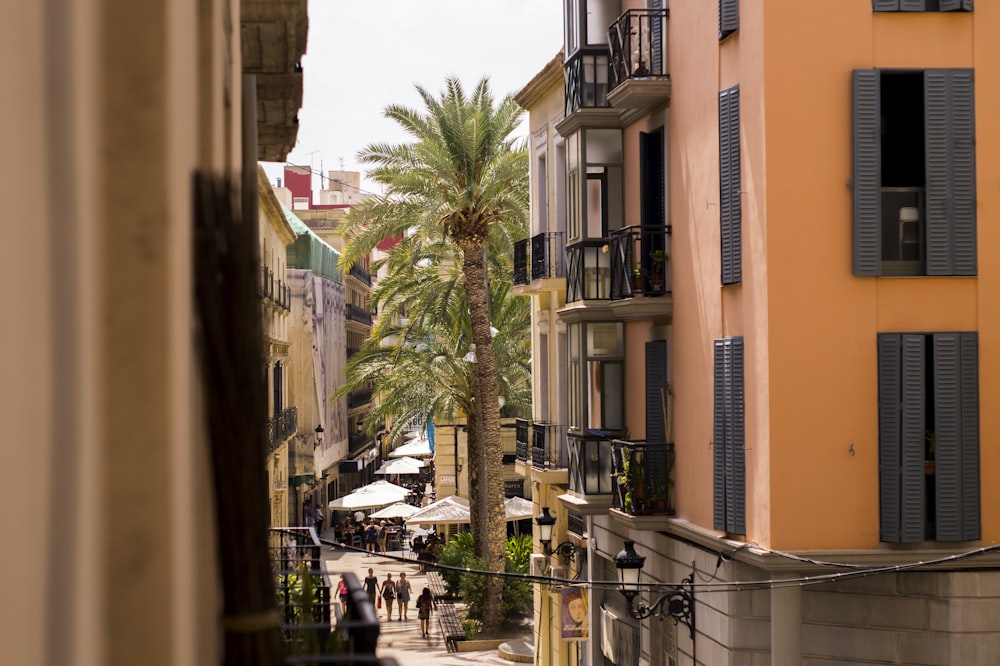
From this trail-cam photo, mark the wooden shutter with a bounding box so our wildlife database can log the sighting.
[730,337,746,534]
[719,0,739,39]
[899,335,926,542]
[873,0,900,10]
[878,334,903,542]
[853,70,881,276]
[720,86,742,285]
[713,341,727,531]
[925,70,977,276]
[939,0,974,10]
[900,0,926,11]
[651,0,664,75]
[933,333,980,541]
[645,340,667,444]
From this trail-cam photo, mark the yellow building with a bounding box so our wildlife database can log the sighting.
[6,1,307,664]
[518,1,999,664]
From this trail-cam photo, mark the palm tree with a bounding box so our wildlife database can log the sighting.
[338,77,528,631]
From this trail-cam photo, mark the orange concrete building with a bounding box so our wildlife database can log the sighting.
[518,1,999,664]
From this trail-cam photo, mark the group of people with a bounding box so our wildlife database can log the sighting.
[332,516,402,555]
[338,569,434,638]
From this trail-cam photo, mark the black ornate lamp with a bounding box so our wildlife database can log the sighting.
[314,424,324,448]
[613,540,696,640]
[534,506,577,562]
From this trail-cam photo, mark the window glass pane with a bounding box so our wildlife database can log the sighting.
[587,322,623,356]
[602,361,624,430]
[586,0,617,45]
[586,129,622,164]
[567,132,580,171]
[569,323,580,359]
[606,166,623,233]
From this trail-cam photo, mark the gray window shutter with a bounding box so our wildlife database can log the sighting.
[853,70,881,276]
[878,334,903,542]
[731,337,746,534]
[720,86,742,285]
[719,0,739,40]
[933,333,980,541]
[925,69,977,276]
[899,335,926,542]
[645,340,667,444]
[940,0,974,10]
[873,0,900,9]
[713,341,727,531]
[900,0,926,10]
[651,0,664,75]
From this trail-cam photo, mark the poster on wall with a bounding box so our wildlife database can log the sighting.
[561,586,589,640]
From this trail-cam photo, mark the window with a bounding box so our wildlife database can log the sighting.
[568,322,624,432]
[719,0,739,40]
[873,0,972,12]
[273,361,283,416]
[878,332,980,543]
[719,85,742,285]
[853,69,976,277]
[713,336,745,534]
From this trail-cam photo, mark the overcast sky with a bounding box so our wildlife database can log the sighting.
[261,0,563,195]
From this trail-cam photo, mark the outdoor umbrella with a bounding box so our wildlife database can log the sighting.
[405,495,536,526]
[388,437,433,458]
[373,456,425,476]
[369,502,420,520]
[327,480,411,510]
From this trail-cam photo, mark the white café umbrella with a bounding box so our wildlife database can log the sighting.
[328,480,411,510]
[373,456,425,476]
[405,495,536,526]
[369,502,420,520]
[389,437,433,458]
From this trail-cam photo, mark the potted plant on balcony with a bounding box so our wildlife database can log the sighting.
[632,266,645,290]
[649,250,667,291]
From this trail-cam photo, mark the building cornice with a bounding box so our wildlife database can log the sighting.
[515,51,564,110]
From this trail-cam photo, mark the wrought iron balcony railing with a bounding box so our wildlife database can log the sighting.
[347,387,372,410]
[269,528,396,665]
[515,418,529,462]
[348,431,369,454]
[532,231,566,281]
[566,239,612,302]
[611,439,675,516]
[262,265,292,311]
[609,8,668,90]
[266,406,299,453]
[609,225,670,299]
[564,47,612,116]
[345,303,373,327]
[531,422,568,470]
[349,262,372,287]
[513,240,529,286]
[567,431,615,496]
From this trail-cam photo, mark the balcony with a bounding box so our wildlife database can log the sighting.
[346,303,373,327]
[566,240,612,303]
[608,225,670,300]
[348,262,372,287]
[269,527,396,665]
[607,8,671,112]
[557,48,623,136]
[266,406,299,454]
[611,439,675,517]
[515,418,529,461]
[513,232,566,292]
[262,265,292,311]
[347,387,372,410]
[565,431,615,503]
[531,422,568,471]
[348,431,370,454]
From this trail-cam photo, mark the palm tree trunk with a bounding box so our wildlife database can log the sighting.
[466,409,485,558]
[461,247,505,633]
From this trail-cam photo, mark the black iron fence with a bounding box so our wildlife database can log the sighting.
[345,304,373,327]
[348,262,372,287]
[566,239,612,302]
[609,225,670,299]
[609,7,669,90]
[611,439,675,516]
[263,265,292,311]
[267,407,299,453]
[567,432,615,496]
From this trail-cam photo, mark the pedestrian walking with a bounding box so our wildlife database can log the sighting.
[377,521,388,553]
[363,567,378,605]
[380,573,396,620]
[395,572,412,620]
[416,587,433,637]
[336,573,349,609]
[365,521,378,556]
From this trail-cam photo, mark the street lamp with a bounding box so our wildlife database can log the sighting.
[613,540,696,640]
[314,424,324,448]
[534,506,577,562]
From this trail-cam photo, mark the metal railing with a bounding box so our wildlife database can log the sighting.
[567,431,615,496]
[262,265,292,311]
[345,304,373,327]
[609,8,668,90]
[269,528,397,664]
[566,239,612,302]
[515,418,529,462]
[347,388,372,410]
[531,422,568,470]
[609,225,670,299]
[531,231,565,281]
[349,262,372,287]
[267,407,299,453]
[348,432,369,454]
[611,439,675,516]
[564,47,612,116]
